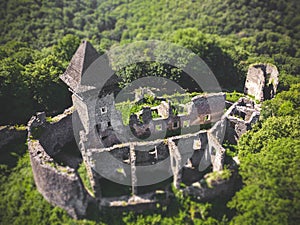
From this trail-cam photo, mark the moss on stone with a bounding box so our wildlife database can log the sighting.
[77,162,94,197]
[205,168,231,188]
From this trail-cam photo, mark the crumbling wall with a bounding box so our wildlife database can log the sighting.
[182,166,240,201]
[224,98,260,144]
[88,130,224,191]
[27,39,268,218]
[134,87,155,102]
[28,111,94,219]
[207,132,225,172]
[29,109,74,157]
[128,93,225,139]
[156,101,170,119]
[190,93,225,124]
[244,63,279,101]
[168,139,182,188]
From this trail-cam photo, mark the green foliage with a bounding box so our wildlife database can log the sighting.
[151,110,160,119]
[238,116,300,156]
[46,116,54,123]
[0,35,80,124]
[115,101,134,125]
[78,162,94,196]
[261,83,300,119]
[0,53,33,123]
[129,95,161,115]
[205,168,232,188]
[13,124,27,131]
[228,110,300,224]
[116,91,200,125]
[0,0,299,124]
[169,28,247,89]
[0,0,299,103]
[223,142,238,157]
[0,150,225,225]
[0,151,112,225]
[225,91,244,103]
[23,54,65,110]
[0,0,300,224]
[122,185,221,225]
[0,137,27,169]
[0,153,75,225]
[53,34,81,66]
[228,138,300,225]
[277,74,300,91]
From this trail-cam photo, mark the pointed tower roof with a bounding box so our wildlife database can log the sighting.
[60,40,100,90]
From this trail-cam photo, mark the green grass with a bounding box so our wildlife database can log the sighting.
[0,137,27,169]
[225,91,244,103]
[77,162,95,197]
[115,91,203,125]
[0,152,80,225]
[205,168,232,188]
[115,101,134,125]
[247,94,260,104]
[13,124,27,131]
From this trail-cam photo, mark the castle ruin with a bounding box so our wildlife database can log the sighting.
[244,63,279,102]
[24,41,275,219]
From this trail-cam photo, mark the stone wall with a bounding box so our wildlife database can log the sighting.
[244,63,279,101]
[74,90,225,150]
[220,97,260,144]
[87,129,225,190]
[23,39,269,219]
[128,93,225,139]
[25,96,253,218]
[182,165,240,201]
[208,132,225,172]
[28,109,74,156]
[27,110,94,219]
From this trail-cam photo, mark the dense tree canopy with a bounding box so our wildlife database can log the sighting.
[229,137,300,225]
[0,0,299,123]
[228,82,300,224]
[0,0,299,224]
[0,35,80,124]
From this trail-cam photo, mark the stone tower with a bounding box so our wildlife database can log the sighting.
[244,63,279,102]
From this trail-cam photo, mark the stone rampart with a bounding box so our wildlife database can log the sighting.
[28,109,94,219]
[30,109,74,156]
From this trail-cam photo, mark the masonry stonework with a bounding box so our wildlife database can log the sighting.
[27,109,94,219]
[244,63,279,101]
[24,41,271,219]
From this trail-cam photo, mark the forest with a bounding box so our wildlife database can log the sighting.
[0,0,299,224]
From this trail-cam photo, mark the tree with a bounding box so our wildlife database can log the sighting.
[53,34,81,66]
[23,54,70,113]
[228,115,300,225]
[261,83,300,119]
[0,57,33,123]
[228,138,300,225]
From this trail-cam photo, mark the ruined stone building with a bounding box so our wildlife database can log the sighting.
[26,41,272,219]
[244,63,279,101]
